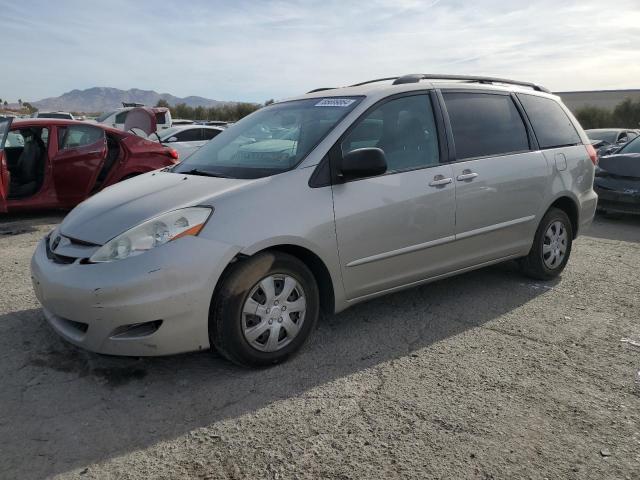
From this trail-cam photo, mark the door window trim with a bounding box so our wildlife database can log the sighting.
[436,88,538,163]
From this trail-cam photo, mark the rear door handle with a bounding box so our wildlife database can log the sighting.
[456,170,478,181]
[429,175,453,187]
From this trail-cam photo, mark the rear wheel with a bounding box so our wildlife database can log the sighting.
[209,252,319,367]
[520,208,573,280]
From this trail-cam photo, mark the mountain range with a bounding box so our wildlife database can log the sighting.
[31,87,235,113]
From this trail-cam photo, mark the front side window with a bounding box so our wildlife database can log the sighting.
[341,94,440,171]
[518,94,581,149]
[175,97,362,179]
[59,125,103,150]
[443,92,529,160]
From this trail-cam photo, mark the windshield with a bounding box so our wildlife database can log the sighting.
[585,129,618,143]
[37,113,72,119]
[174,97,362,179]
[618,136,640,154]
[96,111,115,122]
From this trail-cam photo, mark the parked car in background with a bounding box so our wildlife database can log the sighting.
[31,111,75,120]
[171,119,195,126]
[0,109,179,213]
[158,125,224,159]
[585,128,638,156]
[96,104,172,132]
[594,135,640,215]
[30,74,597,367]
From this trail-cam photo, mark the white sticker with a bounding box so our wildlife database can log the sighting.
[314,98,356,107]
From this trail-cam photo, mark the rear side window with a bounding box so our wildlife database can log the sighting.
[442,92,529,160]
[174,128,201,142]
[341,94,440,171]
[59,125,103,150]
[518,94,581,149]
[115,111,128,124]
[202,128,221,140]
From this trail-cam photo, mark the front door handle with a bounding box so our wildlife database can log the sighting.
[429,175,453,187]
[456,170,478,181]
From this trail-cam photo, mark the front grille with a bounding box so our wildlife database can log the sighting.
[45,235,77,264]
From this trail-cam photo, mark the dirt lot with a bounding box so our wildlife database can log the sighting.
[0,213,639,480]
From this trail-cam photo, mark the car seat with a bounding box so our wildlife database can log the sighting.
[9,130,44,197]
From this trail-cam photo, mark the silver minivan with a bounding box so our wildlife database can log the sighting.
[31,74,598,366]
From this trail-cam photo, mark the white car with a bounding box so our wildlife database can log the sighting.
[97,106,172,132]
[158,125,224,159]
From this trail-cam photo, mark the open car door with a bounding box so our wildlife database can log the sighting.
[52,124,108,205]
[124,107,158,139]
[0,117,13,212]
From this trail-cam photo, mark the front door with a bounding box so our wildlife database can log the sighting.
[52,124,107,205]
[0,117,13,212]
[331,93,457,300]
[440,91,549,266]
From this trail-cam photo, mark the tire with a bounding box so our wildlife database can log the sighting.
[209,252,319,367]
[520,208,573,281]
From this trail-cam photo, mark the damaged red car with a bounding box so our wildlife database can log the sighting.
[0,108,179,213]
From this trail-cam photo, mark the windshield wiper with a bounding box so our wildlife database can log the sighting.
[182,168,231,178]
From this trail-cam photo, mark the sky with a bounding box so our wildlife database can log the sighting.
[2,0,640,103]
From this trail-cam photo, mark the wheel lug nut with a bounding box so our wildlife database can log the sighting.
[268,319,273,325]
[274,300,279,305]
[278,317,283,323]
[281,306,286,311]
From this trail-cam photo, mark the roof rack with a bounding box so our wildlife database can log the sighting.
[306,87,337,94]
[348,74,550,93]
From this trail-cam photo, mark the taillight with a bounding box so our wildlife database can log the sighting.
[167,148,179,161]
[586,144,598,166]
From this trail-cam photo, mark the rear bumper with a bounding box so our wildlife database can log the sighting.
[594,185,640,215]
[30,235,239,356]
[577,188,598,234]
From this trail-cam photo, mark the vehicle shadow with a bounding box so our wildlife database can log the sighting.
[584,214,640,243]
[0,212,64,235]
[0,262,554,479]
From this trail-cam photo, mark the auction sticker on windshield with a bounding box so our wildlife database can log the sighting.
[315,98,356,107]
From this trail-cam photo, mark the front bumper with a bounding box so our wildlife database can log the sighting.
[30,235,239,356]
[594,184,640,215]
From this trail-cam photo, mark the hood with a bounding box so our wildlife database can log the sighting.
[598,153,640,178]
[123,107,157,136]
[60,170,253,244]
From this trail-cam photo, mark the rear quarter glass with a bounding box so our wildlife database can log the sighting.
[517,94,581,149]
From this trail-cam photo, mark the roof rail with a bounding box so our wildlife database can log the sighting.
[348,74,550,93]
[306,87,337,94]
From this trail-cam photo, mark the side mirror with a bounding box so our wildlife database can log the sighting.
[339,147,387,180]
[167,136,178,143]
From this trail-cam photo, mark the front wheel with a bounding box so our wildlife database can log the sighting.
[209,252,319,367]
[520,208,573,280]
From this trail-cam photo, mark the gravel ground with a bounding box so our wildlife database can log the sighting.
[0,213,639,480]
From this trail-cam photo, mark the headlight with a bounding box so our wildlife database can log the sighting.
[89,207,212,263]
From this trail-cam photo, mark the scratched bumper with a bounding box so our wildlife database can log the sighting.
[30,235,238,356]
